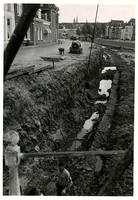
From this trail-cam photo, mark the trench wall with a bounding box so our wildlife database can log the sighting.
[3,49,104,152]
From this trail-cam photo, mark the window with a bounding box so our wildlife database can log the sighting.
[7,18,11,39]
[131,22,134,26]
[7,19,10,26]
[125,27,128,32]
[4,4,11,11]
[45,13,47,21]
[7,4,11,11]
[17,4,22,16]
[38,26,40,40]
[40,27,43,40]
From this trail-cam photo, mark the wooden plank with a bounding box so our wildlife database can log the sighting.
[19,65,35,73]
[60,56,66,60]
[5,65,35,80]
[21,150,126,159]
[40,56,60,62]
[5,70,29,80]
[30,65,52,74]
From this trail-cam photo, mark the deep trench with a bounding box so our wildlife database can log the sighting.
[3,48,122,195]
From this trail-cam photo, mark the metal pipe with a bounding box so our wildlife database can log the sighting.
[21,150,126,159]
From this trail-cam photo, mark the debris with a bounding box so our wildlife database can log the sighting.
[85,167,92,171]
[35,145,41,152]
[95,156,103,172]
[60,56,66,60]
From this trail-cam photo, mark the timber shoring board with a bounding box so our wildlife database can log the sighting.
[5,65,35,80]
[4,64,54,80]
[40,56,61,62]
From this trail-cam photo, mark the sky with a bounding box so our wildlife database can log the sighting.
[1,0,136,24]
[56,4,136,23]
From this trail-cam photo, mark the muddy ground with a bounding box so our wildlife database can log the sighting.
[3,45,134,196]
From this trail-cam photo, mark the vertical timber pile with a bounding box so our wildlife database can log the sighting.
[5,130,21,195]
[98,142,133,196]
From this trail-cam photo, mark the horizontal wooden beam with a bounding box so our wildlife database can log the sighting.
[20,150,126,159]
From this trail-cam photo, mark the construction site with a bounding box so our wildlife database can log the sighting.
[3,4,134,196]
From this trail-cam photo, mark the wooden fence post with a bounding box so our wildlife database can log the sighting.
[5,130,21,195]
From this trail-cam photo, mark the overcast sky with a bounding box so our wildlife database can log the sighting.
[1,0,136,23]
[56,4,136,23]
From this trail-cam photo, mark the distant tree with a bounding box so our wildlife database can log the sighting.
[81,24,87,35]
[76,27,81,35]
[95,23,106,37]
[65,23,74,29]
[85,22,93,35]
[58,24,64,29]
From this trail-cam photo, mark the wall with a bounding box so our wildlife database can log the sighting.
[124,26,133,40]
[4,4,15,49]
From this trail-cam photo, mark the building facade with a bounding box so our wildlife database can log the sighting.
[105,18,135,41]
[105,20,124,39]
[41,4,59,43]
[4,4,59,48]
[4,4,15,48]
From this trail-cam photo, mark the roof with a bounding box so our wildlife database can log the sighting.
[41,4,59,12]
[110,19,124,23]
[128,18,135,23]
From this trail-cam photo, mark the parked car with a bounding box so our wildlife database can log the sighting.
[70,35,78,40]
[104,36,109,39]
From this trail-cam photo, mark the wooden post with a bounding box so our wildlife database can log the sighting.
[5,130,21,196]
[98,142,133,196]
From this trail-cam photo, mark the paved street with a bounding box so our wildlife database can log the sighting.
[9,38,135,74]
[95,38,135,49]
[10,39,95,72]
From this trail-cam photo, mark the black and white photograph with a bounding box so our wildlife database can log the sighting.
[2,0,137,197]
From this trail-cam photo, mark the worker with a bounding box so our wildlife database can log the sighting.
[56,161,73,196]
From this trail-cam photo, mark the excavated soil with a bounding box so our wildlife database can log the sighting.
[3,46,134,196]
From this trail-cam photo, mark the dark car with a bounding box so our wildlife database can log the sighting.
[70,35,77,40]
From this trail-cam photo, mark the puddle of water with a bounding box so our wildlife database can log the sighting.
[101,66,117,73]
[94,100,107,104]
[70,112,99,151]
[70,140,81,151]
[77,128,88,139]
[98,79,112,97]
[90,112,99,120]
[70,128,88,150]
[83,119,94,131]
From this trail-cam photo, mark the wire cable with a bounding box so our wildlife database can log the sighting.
[80,4,99,116]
